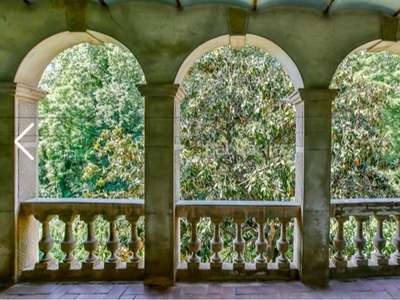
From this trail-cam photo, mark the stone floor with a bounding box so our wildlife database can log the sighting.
[1,278,400,299]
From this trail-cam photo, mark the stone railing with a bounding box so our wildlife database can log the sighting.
[19,198,144,281]
[330,198,400,278]
[176,200,301,281]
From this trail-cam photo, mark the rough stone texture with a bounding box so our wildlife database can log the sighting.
[18,215,38,276]
[1,0,400,285]
[138,85,184,286]
[290,89,338,286]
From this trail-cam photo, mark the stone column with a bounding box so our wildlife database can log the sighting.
[290,89,337,285]
[15,83,47,277]
[137,84,184,286]
[0,82,17,282]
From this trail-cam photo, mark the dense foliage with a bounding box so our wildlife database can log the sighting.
[38,43,400,263]
[180,46,295,201]
[39,43,145,198]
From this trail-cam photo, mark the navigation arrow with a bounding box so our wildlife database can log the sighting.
[14,123,34,161]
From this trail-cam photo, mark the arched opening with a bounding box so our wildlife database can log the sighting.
[177,37,301,266]
[330,49,400,199]
[329,46,400,267]
[15,31,146,274]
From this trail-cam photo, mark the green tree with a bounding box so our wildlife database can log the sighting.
[180,45,295,201]
[330,51,400,198]
[38,43,145,198]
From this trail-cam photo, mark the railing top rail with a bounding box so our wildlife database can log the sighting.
[20,198,145,217]
[176,200,300,219]
[331,198,400,217]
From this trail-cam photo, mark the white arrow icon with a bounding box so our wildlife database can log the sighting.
[14,123,34,161]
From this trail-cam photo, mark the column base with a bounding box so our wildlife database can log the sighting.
[210,262,222,270]
[233,262,245,270]
[390,253,400,265]
[371,253,388,265]
[35,259,56,270]
[255,262,268,270]
[127,260,142,269]
[82,258,100,270]
[352,256,368,267]
[331,257,348,268]
[188,261,200,270]
[104,258,121,269]
[59,259,78,270]
[278,261,290,270]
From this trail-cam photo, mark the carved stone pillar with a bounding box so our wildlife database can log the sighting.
[187,217,200,270]
[277,217,290,270]
[104,214,121,269]
[13,83,47,279]
[210,217,223,270]
[81,214,100,269]
[0,82,17,282]
[34,214,56,270]
[372,215,389,265]
[332,216,349,268]
[255,217,268,270]
[290,89,337,285]
[127,215,142,269]
[59,214,78,270]
[233,217,245,270]
[137,84,184,285]
[391,215,400,264]
[352,215,368,266]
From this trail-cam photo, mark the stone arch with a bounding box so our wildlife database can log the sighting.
[329,39,400,199]
[174,34,304,90]
[14,30,144,88]
[14,30,145,275]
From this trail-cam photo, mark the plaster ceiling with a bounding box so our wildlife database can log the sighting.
[88,0,400,15]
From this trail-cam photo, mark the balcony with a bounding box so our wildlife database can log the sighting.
[17,198,400,284]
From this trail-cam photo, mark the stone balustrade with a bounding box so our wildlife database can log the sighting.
[175,200,300,281]
[19,198,400,282]
[330,198,400,278]
[19,198,144,281]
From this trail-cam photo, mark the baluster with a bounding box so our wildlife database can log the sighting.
[81,214,100,270]
[372,215,389,265]
[34,215,56,270]
[127,215,142,269]
[255,217,268,270]
[352,215,368,266]
[104,214,121,269]
[210,217,223,270]
[332,216,349,268]
[277,217,290,269]
[391,215,400,264]
[187,216,200,270]
[59,214,78,270]
[233,217,245,270]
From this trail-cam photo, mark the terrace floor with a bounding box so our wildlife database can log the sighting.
[1,278,400,299]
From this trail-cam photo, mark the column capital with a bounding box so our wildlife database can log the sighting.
[289,89,338,106]
[15,83,47,103]
[136,84,185,102]
[0,82,16,96]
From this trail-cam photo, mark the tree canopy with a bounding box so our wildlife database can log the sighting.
[38,43,400,200]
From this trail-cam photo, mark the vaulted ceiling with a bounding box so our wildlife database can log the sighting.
[85,0,400,15]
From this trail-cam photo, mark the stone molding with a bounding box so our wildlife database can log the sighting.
[137,84,185,101]
[66,0,87,32]
[15,83,47,103]
[0,82,16,97]
[289,88,338,105]
[227,7,248,35]
[382,14,399,41]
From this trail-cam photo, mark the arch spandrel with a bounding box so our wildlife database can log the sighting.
[247,7,385,88]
